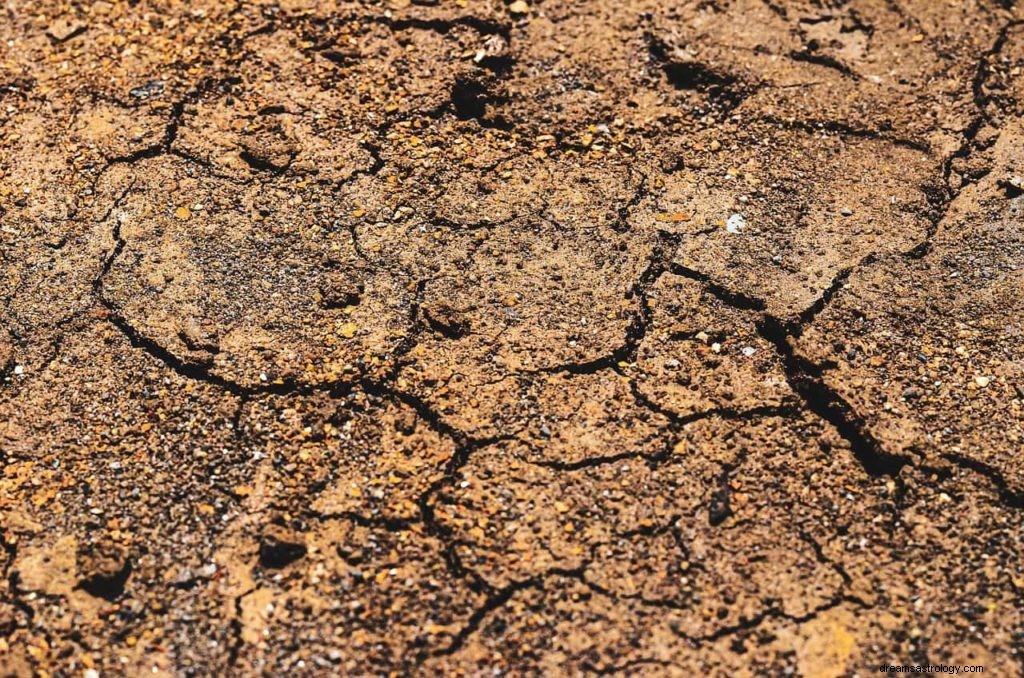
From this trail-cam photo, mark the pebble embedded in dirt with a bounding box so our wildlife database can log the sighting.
[508,1,531,16]
[725,213,746,233]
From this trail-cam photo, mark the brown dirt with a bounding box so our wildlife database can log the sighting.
[2,1,1023,676]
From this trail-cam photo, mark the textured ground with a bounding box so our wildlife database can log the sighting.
[2,0,1024,676]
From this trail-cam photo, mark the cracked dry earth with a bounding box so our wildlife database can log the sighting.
[2,1,1024,677]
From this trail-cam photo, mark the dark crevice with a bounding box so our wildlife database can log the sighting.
[238,148,294,174]
[999,177,1024,199]
[424,306,470,340]
[435,566,585,656]
[450,77,491,120]
[320,49,358,67]
[760,0,788,17]
[757,114,930,153]
[937,454,1024,509]
[788,50,861,80]
[355,138,385,178]
[1,535,38,637]
[102,97,187,169]
[531,231,681,377]
[615,169,651,233]
[905,180,951,259]
[798,530,854,588]
[646,33,757,112]
[667,263,767,311]
[530,403,799,472]
[654,244,912,479]
[757,316,910,477]
[913,18,1024,259]
[687,593,869,643]
[449,77,511,129]
[797,256,872,326]
[105,143,166,166]
[583,575,870,645]
[226,588,253,671]
[76,560,132,601]
[435,579,530,656]
[378,15,511,39]
[101,310,245,397]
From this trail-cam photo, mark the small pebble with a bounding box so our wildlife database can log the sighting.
[508,0,530,14]
[725,213,746,234]
[840,206,853,216]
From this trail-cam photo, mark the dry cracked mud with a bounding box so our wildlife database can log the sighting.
[1,1,1023,676]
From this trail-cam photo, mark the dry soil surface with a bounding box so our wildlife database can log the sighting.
[2,0,1024,676]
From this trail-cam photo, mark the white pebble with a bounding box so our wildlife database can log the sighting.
[725,213,746,234]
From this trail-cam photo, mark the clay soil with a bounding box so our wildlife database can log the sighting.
[2,0,1024,676]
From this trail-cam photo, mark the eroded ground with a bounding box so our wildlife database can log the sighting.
[2,0,1023,676]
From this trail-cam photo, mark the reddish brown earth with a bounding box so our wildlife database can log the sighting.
[2,1,1024,676]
